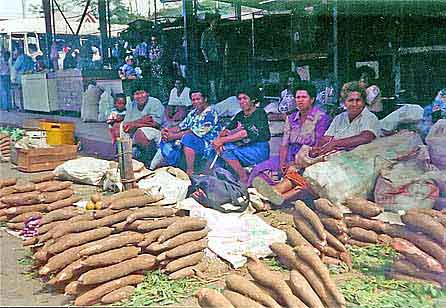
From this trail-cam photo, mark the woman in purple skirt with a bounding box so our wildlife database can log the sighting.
[248,82,330,186]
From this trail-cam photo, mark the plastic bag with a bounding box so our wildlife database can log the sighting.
[380,104,424,133]
[426,119,446,170]
[81,85,102,122]
[98,88,114,122]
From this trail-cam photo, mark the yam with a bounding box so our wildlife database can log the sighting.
[293,211,326,247]
[41,189,74,203]
[314,198,343,219]
[410,209,446,227]
[74,274,144,306]
[286,227,312,248]
[39,181,72,192]
[102,188,149,206]
[1,191,42,206]
[222,290,264,308]
[34,239,54,263]
[137,217,180,232]
[65,281,98,296]
[54,259,85,283]
[246,254,306,308]
[81,246,141,267]
[320,245,340,258]
[340,252,353,269]
[168,263,205,280]
[126,207,177,225]
[159,228,209,251]
[387,271,442,289]
[0,178,17,189]
[270,243,300,270]
[79,232,144,256]
[294,246,345,307]
[23,237,38,246]
[46,195,82,211]
[112,220,142,233]
[29,173,56,184]
[52,210,131,238]
[9,211,42,223]
[164,251,204,273]
[349,227,378,243]
[5,204,48,215]
[225,274,281,308]
[78,254,156,285]
[6,222,25,230]
[138,229,164,248]
[383,224,446,268]
[39,207,80,225]
[0,215,7,222]
[392,258,446,287]
[322,256,342,265]
[40,237,110,275]
[336,233,349,244]
[158,239,207,262]
[345,197,383,218]
[289,270,324,308]
[377,234,393,245]
[391,238,444,273]
[401,212,446,246]
[101,285,135,304]
[294,201,326,242]
[196,288,235,308]
[346,238,372,247]
[38,220,65,236]
[48,227,113,254]
[325,232,347,253]
[110,193,164,210]
[320,218,348,236]
[158,218,206,243]
[344,215,386,233]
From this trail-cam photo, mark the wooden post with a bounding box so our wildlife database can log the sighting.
[117,137,136,190]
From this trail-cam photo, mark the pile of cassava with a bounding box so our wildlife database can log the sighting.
[0,173,77,228]
[285,200,352,268]
[343,197,392,246]
[0,133,11,161]
[1,176,209,305]
[197,252,345,308]
[382,208,446,288]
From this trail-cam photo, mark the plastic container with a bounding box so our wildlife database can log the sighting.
[39,120,75,145]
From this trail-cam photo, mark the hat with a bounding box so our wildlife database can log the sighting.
[125,55,134,61]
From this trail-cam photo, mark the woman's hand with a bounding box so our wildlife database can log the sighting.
[212,138,224,153]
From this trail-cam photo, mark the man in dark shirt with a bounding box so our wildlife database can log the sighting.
[212,87,270,184]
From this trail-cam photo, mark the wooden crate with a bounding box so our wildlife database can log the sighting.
[14,144,78,172]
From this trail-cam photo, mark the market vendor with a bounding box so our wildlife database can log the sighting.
[212,87,271,185]
[121,81,164,167]
[253,81,379,208]
[248,82,330,186]
[160,89,220,176]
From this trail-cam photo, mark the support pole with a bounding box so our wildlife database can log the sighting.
[117,138,136,191]
[332,0,338,98]
[183,0,196,87]
[42,0,53,68]
[76,0,91,36]
[98,0,109,65]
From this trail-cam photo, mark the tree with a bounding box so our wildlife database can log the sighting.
[29,0,143,25]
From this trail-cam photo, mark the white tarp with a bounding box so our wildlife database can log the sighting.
[178,198,287,268]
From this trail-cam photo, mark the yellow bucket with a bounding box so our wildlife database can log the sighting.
[39,120,75,145]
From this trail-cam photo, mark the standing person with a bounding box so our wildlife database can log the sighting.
[50,41,59,71]
[165,77,192,125]
[173,36,187,78]
[148,34,167,102]
[0,50,11,111]
[200,17,220,104]
[121,81,165,167]
[248,82,330,186]
[12,47,33,110]
[160,89,220,176]
[278,74,301,114]
[212,87,271,185]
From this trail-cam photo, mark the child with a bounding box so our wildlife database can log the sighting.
[107,93,127,145]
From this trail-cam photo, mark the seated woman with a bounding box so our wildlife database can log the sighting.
[254,81,380,208]
[160,89,219,176]
[420,88,446,137]
[248,82,330,186]
[165,77,192,125]
[212,87,271,185]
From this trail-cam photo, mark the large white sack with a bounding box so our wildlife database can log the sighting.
[303,130,423,205]
[379,104,424,133]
